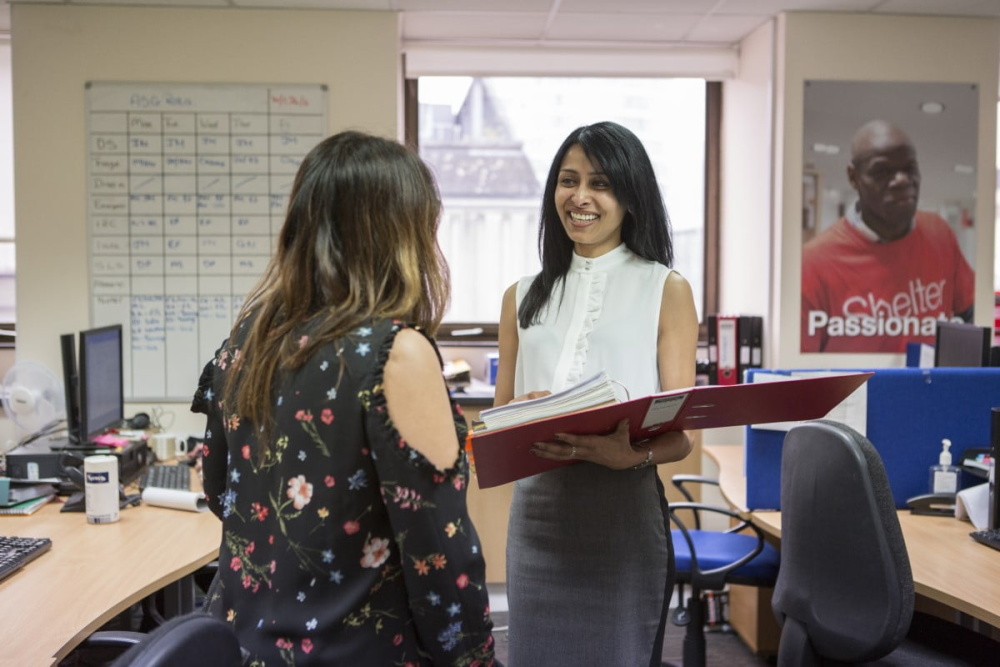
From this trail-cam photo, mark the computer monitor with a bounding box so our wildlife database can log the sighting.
[933,321,991,368]
[77,324,124,443]
[60,332,83,444]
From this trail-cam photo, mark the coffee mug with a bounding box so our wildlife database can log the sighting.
[152,433,176,461]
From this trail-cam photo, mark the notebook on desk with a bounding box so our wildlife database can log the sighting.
[0,478,59,507]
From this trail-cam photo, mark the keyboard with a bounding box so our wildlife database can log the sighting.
[969,529,1000,552]
[0,536,52,583]
[139,464,191,491]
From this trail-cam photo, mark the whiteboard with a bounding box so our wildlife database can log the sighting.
[86,82,328,401]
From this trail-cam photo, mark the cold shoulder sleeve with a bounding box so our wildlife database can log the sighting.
[363,322,496,666]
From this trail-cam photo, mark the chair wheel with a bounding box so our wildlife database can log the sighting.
[672,606,691,626]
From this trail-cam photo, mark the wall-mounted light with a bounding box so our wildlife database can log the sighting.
[953,164,974,174]
[812,142,840,155]
[920,101,945,114]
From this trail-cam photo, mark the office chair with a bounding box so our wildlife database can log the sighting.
[107,612,242,667]
[772,419,913,665]
[666,474,780,667]
[72,565,229,664]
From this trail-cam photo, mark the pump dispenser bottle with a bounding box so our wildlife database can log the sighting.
[929,438,960,496]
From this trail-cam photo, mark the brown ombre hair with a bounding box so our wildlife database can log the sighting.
[225,130,449,442]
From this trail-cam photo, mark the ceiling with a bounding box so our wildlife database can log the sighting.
[3,0,1000,45]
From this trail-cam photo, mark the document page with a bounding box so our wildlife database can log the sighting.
[749,371,868,434]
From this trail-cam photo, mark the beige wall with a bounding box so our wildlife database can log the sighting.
[10,5,399,437]
[772,12,1000,370]
[719,19,776,345]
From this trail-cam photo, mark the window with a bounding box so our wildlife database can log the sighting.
[411,77,710,329]
[0,35,14,334]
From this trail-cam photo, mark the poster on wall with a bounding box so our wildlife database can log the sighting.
[800,80,978,354]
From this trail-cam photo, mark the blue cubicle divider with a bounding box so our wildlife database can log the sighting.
[744,368,1000,510]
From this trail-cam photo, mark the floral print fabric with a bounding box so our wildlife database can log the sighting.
[197,317,496,666]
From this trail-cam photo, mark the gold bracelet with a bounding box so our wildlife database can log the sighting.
[632,443,653,470]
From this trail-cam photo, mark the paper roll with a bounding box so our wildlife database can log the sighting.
[142,487,209,513]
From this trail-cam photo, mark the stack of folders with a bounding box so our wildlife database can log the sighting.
[706,314,764,385]
[0,480,58,516]
[474,372,620,432]
[0,495,55,516]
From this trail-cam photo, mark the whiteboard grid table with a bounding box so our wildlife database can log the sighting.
[86,82,327,401]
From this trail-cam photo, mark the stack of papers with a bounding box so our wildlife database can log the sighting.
[475,372,620,431]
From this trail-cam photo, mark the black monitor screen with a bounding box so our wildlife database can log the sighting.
[60,332,82,444]
[78,324,124,441]
[933,321,990,368]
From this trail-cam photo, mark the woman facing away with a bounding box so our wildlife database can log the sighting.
[192,130,497,666]
[494,121,699,666]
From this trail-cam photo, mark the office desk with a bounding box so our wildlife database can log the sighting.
[0,496,221,666]
[705,444,1000,631]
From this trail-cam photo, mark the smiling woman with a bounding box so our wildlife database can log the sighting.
[413,76,707,325]
[490,120,699,665]
[555,144,627,257]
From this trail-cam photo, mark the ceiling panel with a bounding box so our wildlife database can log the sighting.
[5,0,1000,46]
[712,0,881,14]
[403,12,550,42]
[686,14,775,43]
[233,0,393,8]
[545,12,701,43]
[875,0,1000,17]
[396,0,554,11]
[558,0,719,14]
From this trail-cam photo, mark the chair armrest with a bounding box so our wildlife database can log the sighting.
[671,475,722,529]
[669,501,769,590]
[77,630,145,648]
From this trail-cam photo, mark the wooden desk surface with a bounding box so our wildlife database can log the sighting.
[0,493,221,665]
[704,444,1000,630]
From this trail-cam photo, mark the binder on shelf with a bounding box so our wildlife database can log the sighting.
[706,314,718,385]
[716,315,739,385]
[738,315,754,381]
[750,315,764,369]
[469,371,872,489]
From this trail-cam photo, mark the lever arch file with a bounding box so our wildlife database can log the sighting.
[470,371,872,488]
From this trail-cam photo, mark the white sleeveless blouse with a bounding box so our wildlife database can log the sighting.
[514,243,671,399]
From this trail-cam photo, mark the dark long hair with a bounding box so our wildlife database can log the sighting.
[518,121,673,328]
[225,130,449,448]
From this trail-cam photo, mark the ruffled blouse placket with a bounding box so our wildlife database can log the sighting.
[549,245,629,391]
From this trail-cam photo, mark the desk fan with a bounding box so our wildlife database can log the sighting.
[1,361,66,444]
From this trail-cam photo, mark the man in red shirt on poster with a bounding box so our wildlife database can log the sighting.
[801,119,975,353]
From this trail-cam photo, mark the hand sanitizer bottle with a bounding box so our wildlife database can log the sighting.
[929,438,960,496]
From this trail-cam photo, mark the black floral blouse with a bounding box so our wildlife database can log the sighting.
[196,316,496,666]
